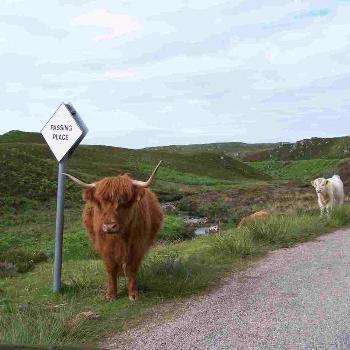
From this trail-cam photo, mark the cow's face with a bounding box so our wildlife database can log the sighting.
[64,161,162,234]
[311,178,329,194]
[84,175,145,234]
[99,200,120,234]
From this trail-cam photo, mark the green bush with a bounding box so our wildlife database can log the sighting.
[0,249,49,274]
[178,197,233,222]
[0,262,17,278]
[159,215,191,242]
[197,199,232,222]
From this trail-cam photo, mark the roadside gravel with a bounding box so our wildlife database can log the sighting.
[105,228,350,349]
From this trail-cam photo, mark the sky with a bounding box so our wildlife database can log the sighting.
[1,0,350,148]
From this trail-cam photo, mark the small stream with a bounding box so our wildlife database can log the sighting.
[194,227,210,236]
[193,224,219,236]
[161,202,219,237]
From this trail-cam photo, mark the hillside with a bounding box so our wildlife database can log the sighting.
[0,131,268,211]
[146,141,277,158]
[244,136,350,161]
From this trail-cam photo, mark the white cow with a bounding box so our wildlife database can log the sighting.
[311,175,344,216]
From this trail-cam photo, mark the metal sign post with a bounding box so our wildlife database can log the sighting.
[41,103,88,293]
[53,158,67,292]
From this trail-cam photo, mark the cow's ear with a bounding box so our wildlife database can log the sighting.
[133,186,146,202]
[325,179,329,185]
[83,187,96,202]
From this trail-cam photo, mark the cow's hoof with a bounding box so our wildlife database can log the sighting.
[128,291,138,301]
[105,293,117,301]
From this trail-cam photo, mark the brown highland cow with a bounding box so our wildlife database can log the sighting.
[64,161,163,301]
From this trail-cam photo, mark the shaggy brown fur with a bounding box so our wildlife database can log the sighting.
[82,174,163,300]
[237,210,272,228]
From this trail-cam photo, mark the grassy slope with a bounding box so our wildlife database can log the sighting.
[0,131,267,205]
[249,159,341,181]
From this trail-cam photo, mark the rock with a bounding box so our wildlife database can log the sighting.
[161,202,177,214]
[18,304,29,312]
[184,217,209,226]
[208,225,219,233]
[69,311,101,328]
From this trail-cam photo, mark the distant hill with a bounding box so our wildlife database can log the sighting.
[244,136,350,161]
[146,142,278,158]
[0,130,44,144]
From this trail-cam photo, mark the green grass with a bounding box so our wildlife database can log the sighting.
[249,159,340,180]
[2,206,350,347]
[0,205,84,275]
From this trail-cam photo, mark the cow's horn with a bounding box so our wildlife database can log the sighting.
[62,173,95,189]
[132,160,162,188]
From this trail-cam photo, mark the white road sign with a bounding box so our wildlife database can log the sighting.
[41,103,88,162]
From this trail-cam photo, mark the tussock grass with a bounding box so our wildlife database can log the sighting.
[246,215,322,246]
[209,228,256,257]
[330,206,350,226]
[138,250,209,297]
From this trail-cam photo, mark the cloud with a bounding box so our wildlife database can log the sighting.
[0,15,68,38]
[295,8,330,19]
[72,9,142,40]
[105,69,137,79]
[1,0,350,146]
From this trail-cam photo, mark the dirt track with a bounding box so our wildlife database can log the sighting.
[105,228,350,350]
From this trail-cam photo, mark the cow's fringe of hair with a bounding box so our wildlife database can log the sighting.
[95,175,134,203]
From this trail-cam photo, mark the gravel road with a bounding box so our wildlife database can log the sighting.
[105,229,350,350]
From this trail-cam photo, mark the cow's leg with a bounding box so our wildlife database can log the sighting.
[328,193,335,214]
[126,255,142,301]
[127,270,138,301]
[104,258,118,300]
[319,204,325,217]
[318,196,324,217]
